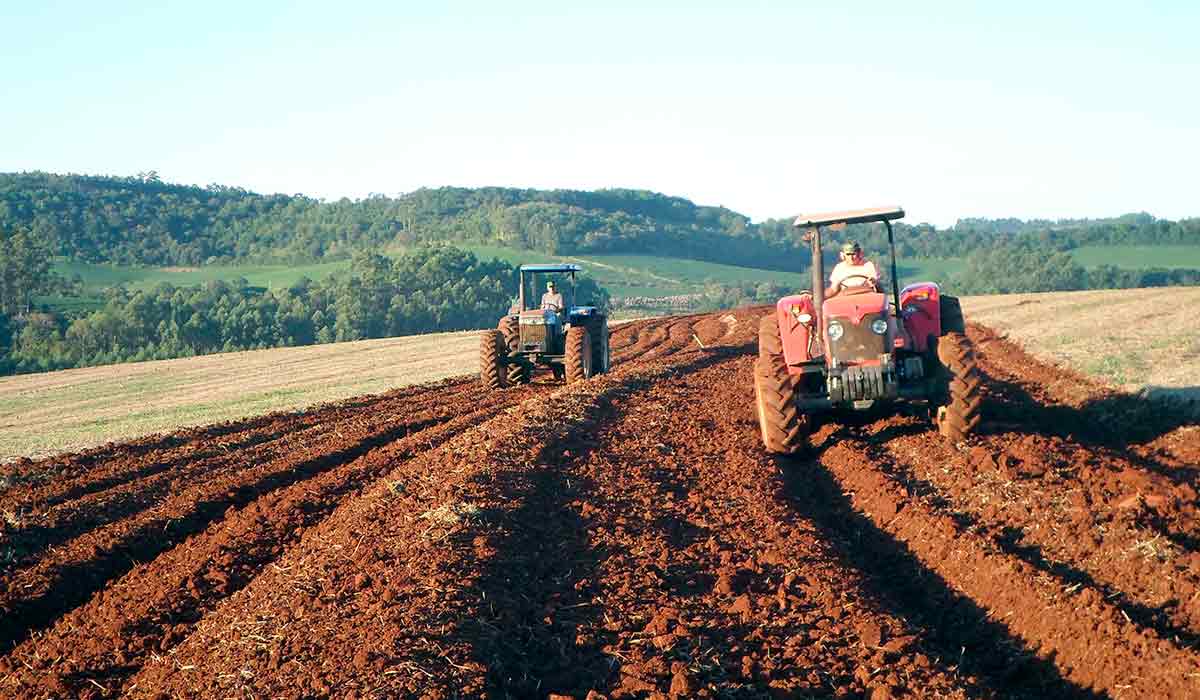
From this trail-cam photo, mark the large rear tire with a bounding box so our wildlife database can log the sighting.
[588,317,610,374]
[479,329,506,390]
[564,326,593,384]
[755,315,807,453]
[934,331,982,441]
[758,313,784,361]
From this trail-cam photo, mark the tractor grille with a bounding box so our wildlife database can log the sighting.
[828,360,898,402]
[829,312,886,364]
[520,324,547,352]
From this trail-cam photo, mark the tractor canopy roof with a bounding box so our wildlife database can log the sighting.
[520,263,582,273]
[792,206,905,228]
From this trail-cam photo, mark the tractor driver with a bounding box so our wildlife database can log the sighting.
[829,240,882,292]
[541,279,565,313]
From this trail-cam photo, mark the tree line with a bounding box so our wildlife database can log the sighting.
[0,172,801,271]
[5,172,1196,277]
[949,244,1200,295]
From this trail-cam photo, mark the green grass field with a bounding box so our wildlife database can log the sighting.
[1069,245,1200,269]
[54,259,351,294]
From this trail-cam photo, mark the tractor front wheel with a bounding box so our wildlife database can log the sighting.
[934,331,982,441]
[498,316,529,384]
[479,330,506,390]
[564,326,593,384]
[508,362,531,385]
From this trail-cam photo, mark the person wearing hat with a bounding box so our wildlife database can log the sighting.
[541,279,565,312]
[829,240,881,292]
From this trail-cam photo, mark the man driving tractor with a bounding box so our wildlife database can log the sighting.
[541,280,565,312]
[829,240,882,292]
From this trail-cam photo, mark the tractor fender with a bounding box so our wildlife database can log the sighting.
[773,294,818,366]
[899,282,940,353]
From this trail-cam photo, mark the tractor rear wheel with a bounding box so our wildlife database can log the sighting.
[940,294,965,334]
[758,313,784,361]
[564,326,593,384]
[755,315,807,453]
[499,316,519,349]
[498,316,529,384]
[479,330,506,390]
[934,331,982,441]
[588,318,610,374]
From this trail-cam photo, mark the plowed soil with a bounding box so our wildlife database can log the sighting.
[1,309,1197,699]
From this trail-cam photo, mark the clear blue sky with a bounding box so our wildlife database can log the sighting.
[2,1,1196,226]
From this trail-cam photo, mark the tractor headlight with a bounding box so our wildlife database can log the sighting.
[797,312,813,324]
[871,319,888,335]
[827,321,844,341]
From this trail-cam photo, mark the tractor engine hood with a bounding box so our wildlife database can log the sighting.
[519,309,560,353]
[822,291,889,365]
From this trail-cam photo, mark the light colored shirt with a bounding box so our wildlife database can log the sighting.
[541,291,565,310]
[830,260,880,289]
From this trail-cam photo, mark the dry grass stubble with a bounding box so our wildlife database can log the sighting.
[962,287,1200,410]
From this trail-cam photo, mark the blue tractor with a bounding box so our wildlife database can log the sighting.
[480,263,610,388]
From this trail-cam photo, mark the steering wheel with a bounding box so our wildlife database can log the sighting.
[828,274,876,298]
[541,302,561,312]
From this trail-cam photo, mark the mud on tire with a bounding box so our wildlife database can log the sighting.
[479,329,506,390]
[564,326,593,384]
[934,331,982,441]
[755,315,807,453]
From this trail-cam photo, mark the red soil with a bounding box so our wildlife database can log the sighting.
[0,309,1197,698]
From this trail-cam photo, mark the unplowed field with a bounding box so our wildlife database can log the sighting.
[1,309,1198,699]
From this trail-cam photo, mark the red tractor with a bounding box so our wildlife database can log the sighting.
[754,207,981,453]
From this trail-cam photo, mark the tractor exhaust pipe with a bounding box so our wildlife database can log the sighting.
[884,220,901,313]
[809,224,824,333]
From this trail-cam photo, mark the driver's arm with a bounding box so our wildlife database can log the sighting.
[867,262,883,289]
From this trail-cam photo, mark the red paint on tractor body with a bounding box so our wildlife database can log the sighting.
[899,282,941,353]
[822,291,887,326]
[775,282,944,370]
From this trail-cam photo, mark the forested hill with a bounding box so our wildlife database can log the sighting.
[0,172,796,271]
[8,172,1196,275]
[4,171,1197,287]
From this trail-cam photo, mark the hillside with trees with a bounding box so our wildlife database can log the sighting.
[1,171,1198,376]
[4,171,1197,275]
[0,172,801,271]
